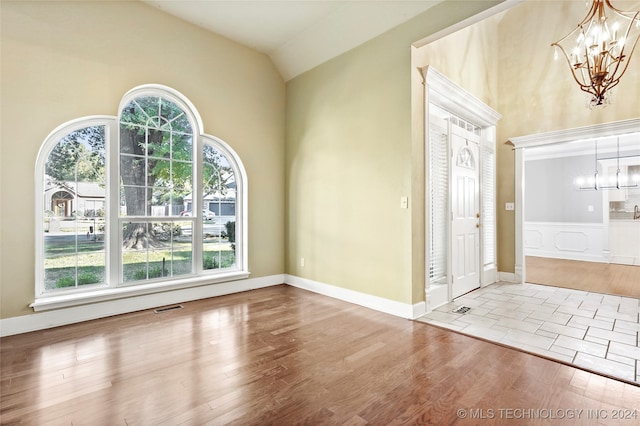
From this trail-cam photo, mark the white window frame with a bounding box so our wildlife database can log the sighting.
[32,85,249,311]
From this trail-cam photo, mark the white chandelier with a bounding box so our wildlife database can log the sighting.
[551,0,640,107]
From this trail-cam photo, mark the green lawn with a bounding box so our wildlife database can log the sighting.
[44,236,235,289]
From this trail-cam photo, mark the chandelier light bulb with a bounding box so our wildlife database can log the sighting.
[612,21,620,37]
[619,173,628,184]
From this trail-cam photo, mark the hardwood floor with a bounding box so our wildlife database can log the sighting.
[2,285,639,425]
[526,256,640,298]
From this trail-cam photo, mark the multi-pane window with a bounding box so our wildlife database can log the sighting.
[36,85,247,299]
[202,141,237,270]
[119,96,195,283]
[43,125,107,290]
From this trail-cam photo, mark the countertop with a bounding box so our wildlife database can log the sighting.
[610,211,639,220]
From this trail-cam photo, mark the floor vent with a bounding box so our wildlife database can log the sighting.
[452,306,471,314]
[153,305,183,313]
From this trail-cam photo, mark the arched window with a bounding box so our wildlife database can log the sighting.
[40,121,108,291]
[34,85,248,308]
[456,146,476,169]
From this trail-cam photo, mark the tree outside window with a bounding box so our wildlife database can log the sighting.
[37,85,246,296]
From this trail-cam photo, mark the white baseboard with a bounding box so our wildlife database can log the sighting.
[499,271,519,283]
[2,272,522,337]
[0,274,284,337]
[285,274,424,319]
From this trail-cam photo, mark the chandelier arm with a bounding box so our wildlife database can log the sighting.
[551,42,593,90]
[576,0,601,28]
[594,9,640,98]
[582,41,605,98]
[605,0,639,16]
[608,10,640,81]
[601,77,621,94]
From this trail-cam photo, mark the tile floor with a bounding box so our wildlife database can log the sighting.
[416,282,640,385]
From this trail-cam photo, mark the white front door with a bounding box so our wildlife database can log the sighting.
[451,131,480,298]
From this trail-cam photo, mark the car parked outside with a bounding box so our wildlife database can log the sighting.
[179,209,215,220]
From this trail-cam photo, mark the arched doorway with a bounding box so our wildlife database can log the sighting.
[51,190,74,217]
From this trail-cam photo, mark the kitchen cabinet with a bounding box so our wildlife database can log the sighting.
[609,219,640,263]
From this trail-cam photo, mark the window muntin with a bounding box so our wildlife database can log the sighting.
[121,220,193,282]
[36,85,247,302]
[43,125,107,291]
[202,141,237,271]
[119,96,193,218]
[456,146,476,169]
[119,95,196,284]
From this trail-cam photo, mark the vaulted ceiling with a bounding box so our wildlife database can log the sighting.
[142,0,442,80]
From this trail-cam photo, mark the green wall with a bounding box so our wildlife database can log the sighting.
[285,0,640,305]
[285,1,505,305]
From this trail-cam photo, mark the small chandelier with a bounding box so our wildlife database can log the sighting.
[551,0,640,107]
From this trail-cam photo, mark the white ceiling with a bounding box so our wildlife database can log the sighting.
[142,0,442,80]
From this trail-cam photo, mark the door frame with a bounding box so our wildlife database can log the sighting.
[421,66,501,312]
[508,118,640,283]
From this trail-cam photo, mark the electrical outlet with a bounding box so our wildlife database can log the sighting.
[400,196,408,209]
[300,257,305,267]
[505,202,515,211]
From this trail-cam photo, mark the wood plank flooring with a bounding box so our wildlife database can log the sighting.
[2,285,640,425]
[526,256,640,298]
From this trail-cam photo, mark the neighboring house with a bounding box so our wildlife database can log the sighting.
[183,186,237,227]
[43,176,237,223]
[43,177,105,217]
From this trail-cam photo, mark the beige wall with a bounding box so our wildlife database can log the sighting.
[413,15,501,108]
[285,1,504,305]
[413,0,640,277]
[0,1,285,319]
[496,0,640,272]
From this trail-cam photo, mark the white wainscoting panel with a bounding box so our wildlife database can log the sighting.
[524,222,607,262]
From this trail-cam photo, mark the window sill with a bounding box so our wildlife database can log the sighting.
[30,271,250,312]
